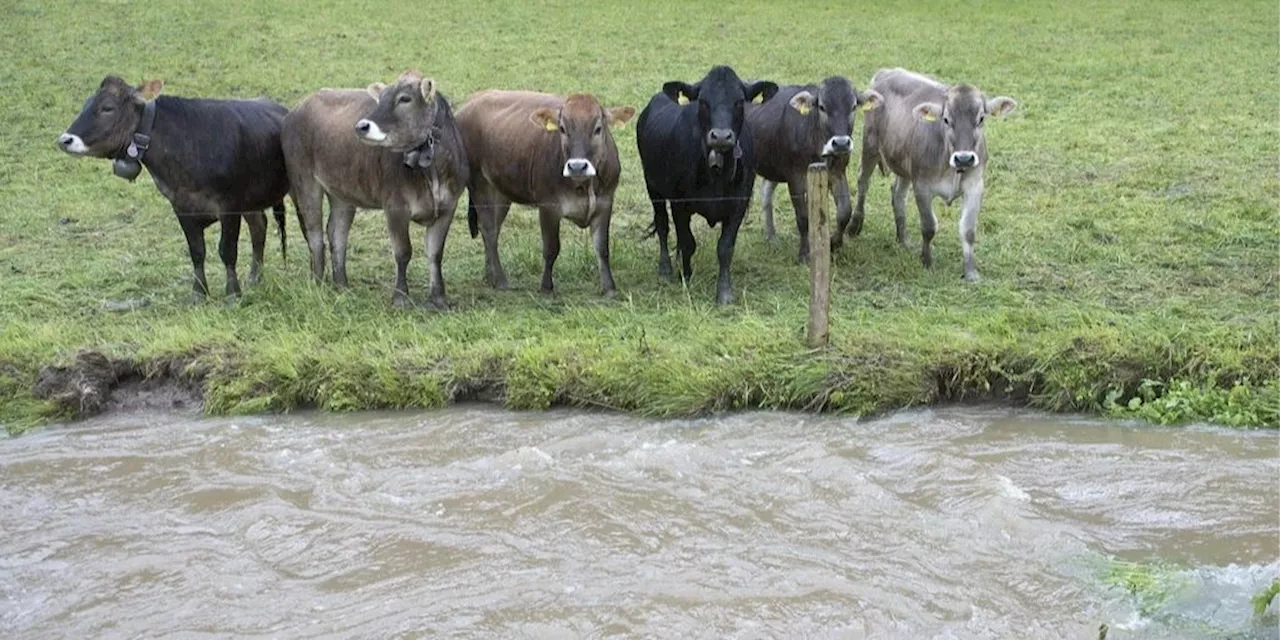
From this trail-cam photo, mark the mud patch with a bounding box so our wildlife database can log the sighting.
[32,351,203,420]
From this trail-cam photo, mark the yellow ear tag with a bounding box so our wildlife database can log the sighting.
[922,113,937,122]
[797,104,810,116]
[544,120,558,132]
[677,93,690,105]
[862,103,876,112]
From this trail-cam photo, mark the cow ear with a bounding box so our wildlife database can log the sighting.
[788,91,815,115]
[367,82,386,100]
[914,102,942,123]
[858,89,883,112]
[530,108,559,132]
[745,81,778,103]
[137,79,164,102]
[420,78,437,102]
[606,105,636,128]
[985,96,1017,118]
[662,81,697,103]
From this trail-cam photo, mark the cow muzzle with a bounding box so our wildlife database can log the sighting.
[950,151,979,171]
[354,119,387,143]
[57,133,88,155]
[706,128,736,151]
[563,158,597,179]
[822,135,853,157]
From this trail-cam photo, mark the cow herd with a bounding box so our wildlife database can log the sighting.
[55,65,1017,307]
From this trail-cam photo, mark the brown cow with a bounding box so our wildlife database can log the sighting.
[282,71,468,308]
[455,90,635,297]
[849,68,1016,281]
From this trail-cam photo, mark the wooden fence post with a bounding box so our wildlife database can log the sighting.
[805,161,831,348]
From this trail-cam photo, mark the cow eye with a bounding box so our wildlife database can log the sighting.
[100,105,115,114]
[818,104,826,113]
[942,115,951,126]
[977,115,985,126]
[397,94,412,104]
[593,124,603,136]
[558,125,566,134]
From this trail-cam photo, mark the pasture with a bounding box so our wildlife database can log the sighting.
[1,0,1276,431]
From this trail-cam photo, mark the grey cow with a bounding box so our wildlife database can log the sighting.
[282,71,469,308]
[848,68,1016,281]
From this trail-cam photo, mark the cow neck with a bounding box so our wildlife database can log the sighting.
[111,100,157,182]
[402,128,437,171]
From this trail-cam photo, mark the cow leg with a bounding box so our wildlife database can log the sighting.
[292,182,326,282]
[178,212,209,301]
[715,211,745,305]
[849,143,877,237]
[830,168,852,250]
[959,184,984,282]
[787,176,810,264]
[423,210,453,309]
[538,208,561,295]
[327,196,356,288]
[386,210,413,308]
[590,211,618,298]
[760,180,778,243]
[651,197,674,282]
[672,205,696,283]
[217,213,243,298]
[245,211,267,286]
[892,177,911,246]
[913,188,937,268]
[476,188,511,289]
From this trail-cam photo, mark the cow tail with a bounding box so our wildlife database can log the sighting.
[467,198,479,238]
[272,201,287,262]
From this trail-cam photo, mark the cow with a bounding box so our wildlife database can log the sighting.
[282,71,468,309]
[746,76,882,262]
[455,90,635,297]
[848,68,1017,281]
[56,75,289,300]
[636,65,778,304]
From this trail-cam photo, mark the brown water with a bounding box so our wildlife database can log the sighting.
[1,408,1276,639]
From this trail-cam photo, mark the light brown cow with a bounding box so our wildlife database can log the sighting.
[849,68,1016,281]
[282,71,468,308]
[455,90,635,297]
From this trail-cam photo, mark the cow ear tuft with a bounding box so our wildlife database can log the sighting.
[607,106,636,127]
[746,81,778,103]
[859,90,883,112]
[986,96,1017,117]
[530,108,559,132]
[367,82,386,100]
[663,81,697,103]
[138,79,164,101]
[914,102,942,123]
[788,91,814,116]
[420,78,437,102]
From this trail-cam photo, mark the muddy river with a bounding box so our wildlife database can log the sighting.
[1,408,1276,638]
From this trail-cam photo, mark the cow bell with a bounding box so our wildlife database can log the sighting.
[112,157,143,182]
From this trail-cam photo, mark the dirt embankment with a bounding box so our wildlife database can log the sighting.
[32,351,204,420]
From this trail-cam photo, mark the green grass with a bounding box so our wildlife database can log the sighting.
[2,0,1277,431]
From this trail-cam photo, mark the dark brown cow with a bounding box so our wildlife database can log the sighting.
[746,76,882,262]
[849,68,1017,281]
[456,90,634,296]
[282,71,468,308]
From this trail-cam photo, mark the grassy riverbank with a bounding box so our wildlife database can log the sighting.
[2,0,1277,432]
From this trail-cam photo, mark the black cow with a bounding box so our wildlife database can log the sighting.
[57,76,289,300]
[636,65,778,304]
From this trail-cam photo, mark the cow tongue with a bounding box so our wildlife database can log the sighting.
[708,150,725,171]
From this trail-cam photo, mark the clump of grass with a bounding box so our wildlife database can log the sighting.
[1,0,1277,432]
[1253,579,1280,618]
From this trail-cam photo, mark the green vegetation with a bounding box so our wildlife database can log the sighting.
[1254,579,1280,618]
[2,0,1277,432]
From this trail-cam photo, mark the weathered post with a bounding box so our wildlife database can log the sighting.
[805,161,831,348]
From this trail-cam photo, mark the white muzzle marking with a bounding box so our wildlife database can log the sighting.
[563,158,596,178]
[821,135,853,156]
[357,120,387,142]
[58,133,88,155]
[949,152,980,170]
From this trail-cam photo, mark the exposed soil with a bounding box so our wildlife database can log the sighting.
[33,351,203,420]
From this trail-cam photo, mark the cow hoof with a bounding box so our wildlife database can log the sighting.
[603,289,619,300]
[427,297,452,310]
[539,287,556,297]
[716,292,736,305]
[796,253,809,265]
[393,295,413,310]
[963,271,981,283]
[189,292,208,305]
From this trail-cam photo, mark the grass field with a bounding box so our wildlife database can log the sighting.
[2,0,1277,431]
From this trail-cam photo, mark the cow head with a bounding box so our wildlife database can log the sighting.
[663,65,777,172]
[787,77,883,157]
[530,93,635,183]
[57,76,163,158]
[355,71,440,154]
[913,85,1016,172]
